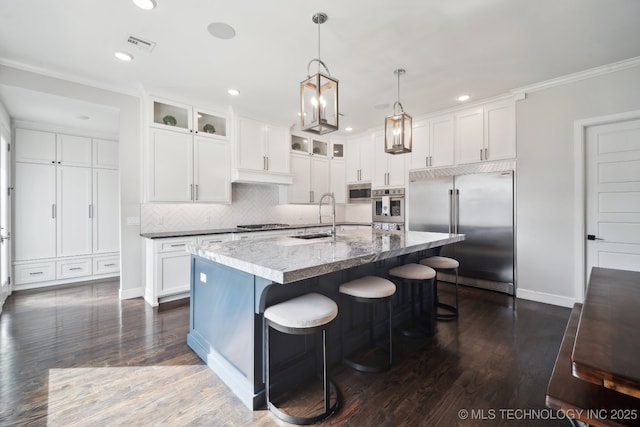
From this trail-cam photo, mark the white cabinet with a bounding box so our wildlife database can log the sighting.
[14,129,91,166]
[150,97,228,138]
[93,139,119,169]
[93,168,120,254]
[147,129,230,203]
[56,166,92,257]
[331,140,346,204]
[235,116,291,184]
[287,133,331,204]
[346,134,373,183]
[14,162,56,261]
[145,234,233,306]
[13,128,120,289]
[456,100,515,164]
[409,116,455,170]
[373,132,405,188]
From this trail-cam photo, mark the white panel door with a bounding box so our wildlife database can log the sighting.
[331,159,346,204]
[57,134,92,167]
[237,117,265,171]
[311,156,330,203]
[409,121,429,170]
[456,107,484,165]
[1,125,11,300]
[586,118,640,278]
[14,163,56,260]
[289,154,311,203]
[485,100,516,161]
[193,137,230,203]
[265,125,290,174]
[430,114,455,168]
[93,168,120,253]
[149,129,193,202]
[93,139,119,169]
[372,133,388,187]
[57,166,92,257]
[14,128,56,164]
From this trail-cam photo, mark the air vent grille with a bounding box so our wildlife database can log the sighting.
[126,35,156,52]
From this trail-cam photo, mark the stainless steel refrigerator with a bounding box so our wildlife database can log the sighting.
[408,167,515,295]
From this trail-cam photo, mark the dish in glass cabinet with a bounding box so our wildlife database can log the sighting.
[203,123,216,134]
[162,115,177,126]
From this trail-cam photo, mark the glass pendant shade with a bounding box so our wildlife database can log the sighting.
[300,71,339,134]
[385,110,412,154]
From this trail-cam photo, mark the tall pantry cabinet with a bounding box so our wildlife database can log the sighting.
[13,128,120,289]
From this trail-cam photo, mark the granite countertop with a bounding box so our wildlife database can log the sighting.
[140,222,371,239]
[187,228,465,284]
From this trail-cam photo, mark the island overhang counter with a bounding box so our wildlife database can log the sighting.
[186,229,464,410]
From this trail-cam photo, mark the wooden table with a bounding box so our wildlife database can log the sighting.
[572,268,640,399]
[546,268,640,426]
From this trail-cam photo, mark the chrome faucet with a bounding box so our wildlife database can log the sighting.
[318,192,336,238]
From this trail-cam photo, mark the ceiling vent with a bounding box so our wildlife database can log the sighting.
[126,35,156,52]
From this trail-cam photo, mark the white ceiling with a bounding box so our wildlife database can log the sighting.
[0,0,639,135]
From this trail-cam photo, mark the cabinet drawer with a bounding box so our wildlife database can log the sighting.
[158,238,195,253]
[93,256,120,275]
[57,258,92,279]
[14,262,56,284]
[197,234,233,245]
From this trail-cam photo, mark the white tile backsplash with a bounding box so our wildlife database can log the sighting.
[141,183,372,233]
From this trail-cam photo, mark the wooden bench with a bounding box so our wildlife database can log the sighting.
[546,303,640,427]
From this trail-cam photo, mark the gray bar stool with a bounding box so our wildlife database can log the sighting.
[339,275,396,373]
[388,263,437,336]
[264,292,340,425]
[420,256,459,320]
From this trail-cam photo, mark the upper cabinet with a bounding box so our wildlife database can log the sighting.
[15,129,91,167]
[409,115,454,170]
[373,132,406,188]
[150,97,227,139]
[456,100,515,164]
[287,132,331,204]
[330,138,346,204]
[93,139,119,169]
[234,116,292,185]
[146,97,231,203]
[345,134,373,183]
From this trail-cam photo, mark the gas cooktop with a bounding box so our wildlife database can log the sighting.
[236,223,290,231]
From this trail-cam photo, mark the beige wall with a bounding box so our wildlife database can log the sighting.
[515,65,640,305]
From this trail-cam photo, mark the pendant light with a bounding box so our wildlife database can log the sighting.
[300,12,339,135]
[385,69,412,154]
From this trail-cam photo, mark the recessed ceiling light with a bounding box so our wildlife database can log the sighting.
[227,89,240,96]
[207,22,236,40]
[457,94,471,102]
[114,51,133,62]
[345,127,353,132]
[132,0,156,10]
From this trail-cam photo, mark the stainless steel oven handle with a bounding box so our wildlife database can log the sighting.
[448,189,453,234]
[454,189,460,234]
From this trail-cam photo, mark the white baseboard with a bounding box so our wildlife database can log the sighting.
[517,288,575,308]
[120,286,144,300]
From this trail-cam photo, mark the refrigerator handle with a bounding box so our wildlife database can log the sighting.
[455,189,460,234]
[448,189,453,234]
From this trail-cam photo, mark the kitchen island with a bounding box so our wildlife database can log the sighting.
[186,229,464,410]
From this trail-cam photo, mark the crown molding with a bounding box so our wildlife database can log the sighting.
[511,56,640,97]
[0,58,140,98]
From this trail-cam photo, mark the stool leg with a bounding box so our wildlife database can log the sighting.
[388,298,393,366]
[265,322,271,409]
[323,329,329,413]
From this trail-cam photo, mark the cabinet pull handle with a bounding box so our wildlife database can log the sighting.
[310,190,313,203]
[70,267,82,271]
[265,157,269,171]
[429,156,433,167]
[484,148,488,160]
[170,243,186,247]
[195,184,199,201]
[104,263,116,267]
[190,184,194,200]
[29,271,44,275]
[52,204,56,219]
[480,149,484,161]
[88,204,93,218]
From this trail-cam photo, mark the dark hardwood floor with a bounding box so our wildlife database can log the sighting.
[0,280,571,426]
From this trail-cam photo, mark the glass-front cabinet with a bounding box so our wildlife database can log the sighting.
[291,132,328,157]
[150,97,227,139]
[331,142,344,159]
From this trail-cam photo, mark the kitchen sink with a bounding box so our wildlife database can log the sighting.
[290,233,333,240]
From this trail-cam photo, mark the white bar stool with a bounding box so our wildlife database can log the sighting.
[420,256,459,320]
[264,292,340,425]
[339,275,396,373]
[388,263,437,336]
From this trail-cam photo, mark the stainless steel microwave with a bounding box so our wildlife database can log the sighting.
[347,183,372,203]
